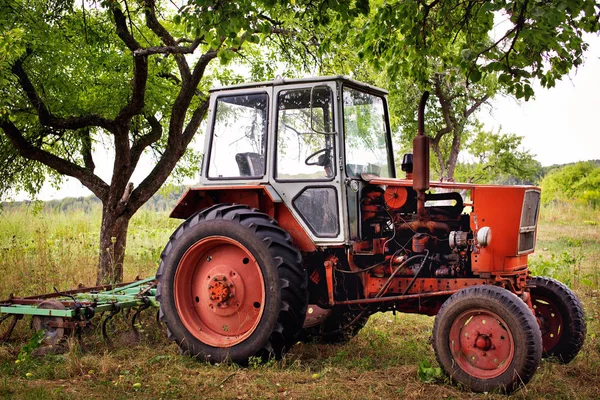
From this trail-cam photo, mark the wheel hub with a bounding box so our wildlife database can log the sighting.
[475,334,492,351]
[450,310,514,379]
[533,296,563,351]
[174,236,265,348]
[208,275,234,305]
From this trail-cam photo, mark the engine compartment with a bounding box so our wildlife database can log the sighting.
[354,184,475,281]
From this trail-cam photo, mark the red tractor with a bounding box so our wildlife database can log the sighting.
[156,76,585,392]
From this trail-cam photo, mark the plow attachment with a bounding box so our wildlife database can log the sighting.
[0,277,158,344]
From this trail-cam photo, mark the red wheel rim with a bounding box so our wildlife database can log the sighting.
[174,236,265,348]
[532,295,563,352]
[449,309,515,379]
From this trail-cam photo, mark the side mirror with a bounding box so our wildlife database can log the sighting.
[310,85,336,135]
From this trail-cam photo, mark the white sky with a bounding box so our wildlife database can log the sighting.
[10,34,600,201]
[478,34,600,166]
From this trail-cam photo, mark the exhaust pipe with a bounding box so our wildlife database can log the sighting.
[413,92,430,220]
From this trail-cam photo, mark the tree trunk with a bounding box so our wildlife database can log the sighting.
[97,204,131,285]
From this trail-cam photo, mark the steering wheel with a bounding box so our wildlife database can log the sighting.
[305,148,331,166]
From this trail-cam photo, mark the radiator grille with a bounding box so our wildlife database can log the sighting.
[518,190,541,254]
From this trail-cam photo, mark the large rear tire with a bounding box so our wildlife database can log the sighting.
[433,285,542,393]
[529,276,586,363]
[156,204,307,364]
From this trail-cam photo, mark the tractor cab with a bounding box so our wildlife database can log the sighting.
[193,76,395,244]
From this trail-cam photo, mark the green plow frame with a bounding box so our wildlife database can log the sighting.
[0,277,159,342]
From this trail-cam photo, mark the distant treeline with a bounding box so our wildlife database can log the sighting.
[1,186,187,214]
[2,160,600,213]
[540,160,600,209]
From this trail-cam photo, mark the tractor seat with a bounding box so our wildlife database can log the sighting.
[235,152,264,176]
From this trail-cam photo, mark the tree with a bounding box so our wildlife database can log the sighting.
[0,0,324,284]
[315,0,599,180]
[541,162,600,208]
[454,126,541,184]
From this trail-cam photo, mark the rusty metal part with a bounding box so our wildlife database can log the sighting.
[384,186,408,209]
[324,255,338,306]
[532,293,563,353]
[303,305,334,328]
[397,220,450,234]
[413,92,430,195]
[208,276,233,304]
[32,300,67,345]
[449,309,515,379]
[0,314,22,342]
[336,289,458,305]
[173,236,265,348]
[412,234,429,253]
[366,277,493,297]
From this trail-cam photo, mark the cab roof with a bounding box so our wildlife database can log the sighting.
[209,75,389,96]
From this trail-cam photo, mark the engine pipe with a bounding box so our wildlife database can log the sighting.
[413,91,430,221]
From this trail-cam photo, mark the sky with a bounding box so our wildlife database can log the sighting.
[478,34,600,166]
[10,34,600,201]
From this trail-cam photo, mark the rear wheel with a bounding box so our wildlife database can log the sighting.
[433,285,542,393]
[529,276,586,363]
[156,204,307,364]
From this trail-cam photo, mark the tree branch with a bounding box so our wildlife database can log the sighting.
[143,0,191,82]
[133,39,202,57]
[0,119,108,199]
[130,114,163,166]
[12,54,114,131]
[81,127,95,172]
[465,94,490,118]
[112,5,148,124]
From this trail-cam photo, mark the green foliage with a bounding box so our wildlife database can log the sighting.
[16,329,46,364]
[454,126,541,184]
[416,360,443,383]
[540,162,600,208]
[333,0,600,99]
[529,251,583,288]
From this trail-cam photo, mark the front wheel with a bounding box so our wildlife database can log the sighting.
[529,276,586,363]
[433,285,542,393]
[156,204,308,364]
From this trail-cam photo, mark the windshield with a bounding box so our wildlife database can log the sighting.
[207,93,268,179]
[343,87,393,178]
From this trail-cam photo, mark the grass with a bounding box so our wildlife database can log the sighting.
[0,203,599,399]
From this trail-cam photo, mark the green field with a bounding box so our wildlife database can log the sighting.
[0,204,599,399]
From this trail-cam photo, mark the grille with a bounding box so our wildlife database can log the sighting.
[518,190,541,254]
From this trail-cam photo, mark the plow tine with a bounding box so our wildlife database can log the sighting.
[101,304,121,343]
[130,298,151,337]
[0,315,22,343]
